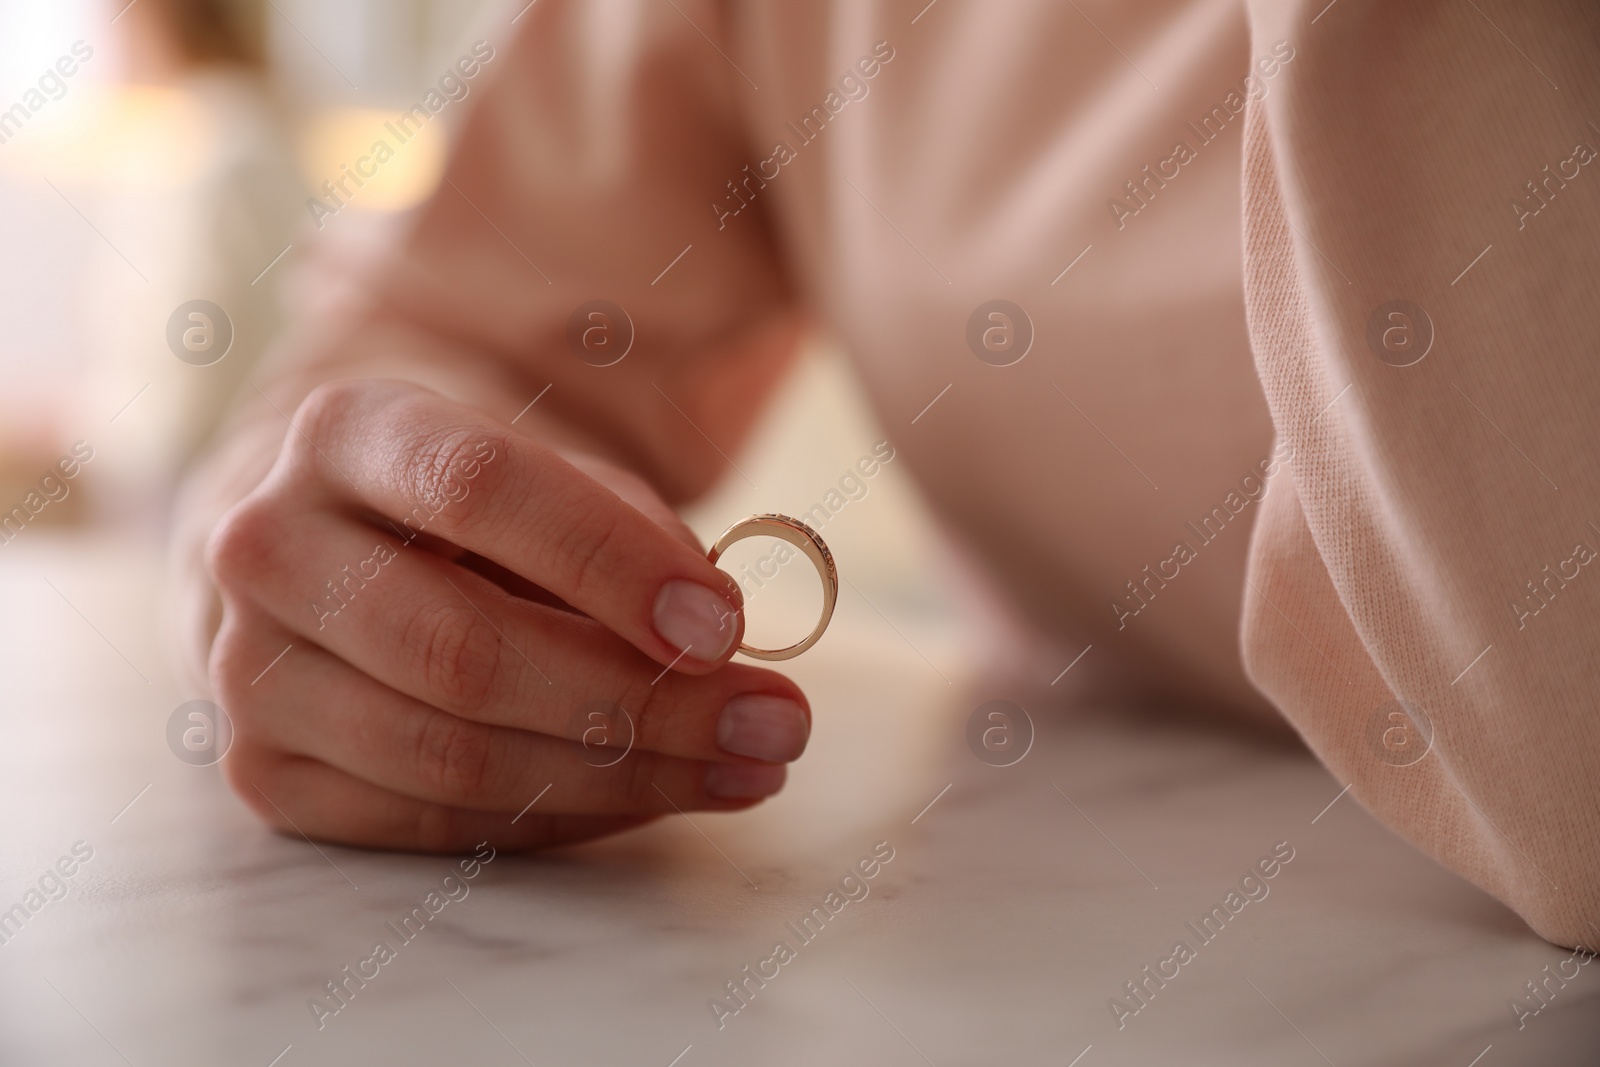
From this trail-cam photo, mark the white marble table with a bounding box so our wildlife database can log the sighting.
[2,534,1596,1066]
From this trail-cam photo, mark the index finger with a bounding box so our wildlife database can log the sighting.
[288,380,744,671]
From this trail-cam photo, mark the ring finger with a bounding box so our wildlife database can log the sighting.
[220,611,788,814]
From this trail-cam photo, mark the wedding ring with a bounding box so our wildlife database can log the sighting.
[707,513,837,661]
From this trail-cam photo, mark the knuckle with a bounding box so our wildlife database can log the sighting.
[620,672,674,755]
[205,498,281,595]
[404,599,505,715]
[617,743,664,809]
[207,623,259,706]
[393,421,511,538]
[549,498,623,602]
[294,380,366,450]
[412,711,497,800]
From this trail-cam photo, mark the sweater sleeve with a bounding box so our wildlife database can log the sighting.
[1238,0,1600,947]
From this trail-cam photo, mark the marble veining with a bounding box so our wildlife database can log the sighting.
[1,540,1595,1065]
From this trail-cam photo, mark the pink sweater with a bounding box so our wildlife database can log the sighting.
[184,0,1599,947]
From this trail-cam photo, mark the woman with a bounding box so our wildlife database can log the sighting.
[173,0,1600,949]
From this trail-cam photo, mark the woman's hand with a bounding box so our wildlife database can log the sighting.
[203,378,809,851]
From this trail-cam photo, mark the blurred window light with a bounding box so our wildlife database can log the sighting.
[299,103,448,218]
[0,84,208,188]
[0,1,100,90]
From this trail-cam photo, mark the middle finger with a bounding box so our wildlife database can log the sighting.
[247,512,812,766]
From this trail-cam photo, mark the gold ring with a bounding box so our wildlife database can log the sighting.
[707,513,837,661]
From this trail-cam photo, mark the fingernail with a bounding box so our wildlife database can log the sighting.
[653,579,739,660]
[705,762,787,799]
[717,694,810,762]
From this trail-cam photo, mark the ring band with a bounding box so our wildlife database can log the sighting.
[707,513,837,661]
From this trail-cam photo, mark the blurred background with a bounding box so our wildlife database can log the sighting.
[2,0,491,511]
[0,0,985,687]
